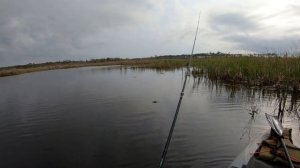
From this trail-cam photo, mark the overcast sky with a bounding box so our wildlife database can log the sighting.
[0,0,300,67]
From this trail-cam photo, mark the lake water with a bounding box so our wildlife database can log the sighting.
[0,66,299,168]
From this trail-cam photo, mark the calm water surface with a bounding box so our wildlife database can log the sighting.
[0,66,299,168]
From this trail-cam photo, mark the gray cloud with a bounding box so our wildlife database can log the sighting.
[209,13,259,33]
[1,0,300,67]
[224,34,300,53]
[208,11,300,53]
[0,0,157,66]
[290,5,300,15]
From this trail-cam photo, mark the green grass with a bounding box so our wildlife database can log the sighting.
[191,56,300,89]
[125,59,188,69]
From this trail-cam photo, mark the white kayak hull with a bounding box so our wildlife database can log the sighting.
[229,130,300,168]
[229,132,269,168]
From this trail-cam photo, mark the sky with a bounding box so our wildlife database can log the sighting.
[0,0,300,67]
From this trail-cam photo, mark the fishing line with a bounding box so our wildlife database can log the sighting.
[159,12,201,168]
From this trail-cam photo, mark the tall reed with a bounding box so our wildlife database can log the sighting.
[192,56,300,89]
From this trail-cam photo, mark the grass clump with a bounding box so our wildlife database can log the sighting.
[191,56,300,90]
[125,59,188,69]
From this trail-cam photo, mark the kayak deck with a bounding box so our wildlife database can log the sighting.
[229,132,269,168]
[229,129,300,168]
[246,156,291,168]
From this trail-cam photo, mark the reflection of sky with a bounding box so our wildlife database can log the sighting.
[0,0,300,66]
[189,76,300,146]
[0,67,299,167]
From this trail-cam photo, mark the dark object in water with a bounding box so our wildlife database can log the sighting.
[152,101,157,103]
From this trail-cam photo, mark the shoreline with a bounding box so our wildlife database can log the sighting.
[1,56,300,92]
[0,58,188,77]
[0,61,122,77]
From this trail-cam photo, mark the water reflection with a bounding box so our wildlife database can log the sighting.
[191,76,300,114]
[240,111,258,142]
[191,74,300,138]
[130,67,300,162]
[0,66,299,168]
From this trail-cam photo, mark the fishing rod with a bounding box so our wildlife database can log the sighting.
[159,13,201,168]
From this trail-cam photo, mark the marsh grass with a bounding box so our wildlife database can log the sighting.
[125,59,188,69]
[191,56,300,90]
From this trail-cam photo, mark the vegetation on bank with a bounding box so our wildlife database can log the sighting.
[191,56,300,90]
[0,59,121,77]
[1,54,300,91]
[0,58,187,77]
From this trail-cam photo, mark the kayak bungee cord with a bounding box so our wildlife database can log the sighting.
[159,13,201,168]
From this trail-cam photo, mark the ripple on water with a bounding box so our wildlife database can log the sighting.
[0,67,299,168]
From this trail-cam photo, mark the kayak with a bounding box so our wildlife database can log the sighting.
[229,131,269,168]
[229,129,300,168]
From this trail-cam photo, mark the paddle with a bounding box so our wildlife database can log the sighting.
[265,113,295,168]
